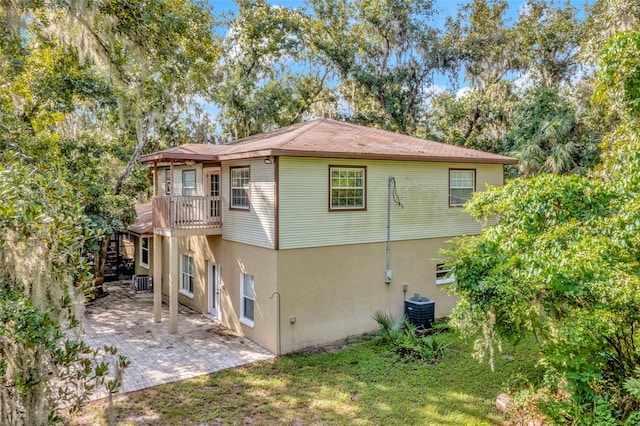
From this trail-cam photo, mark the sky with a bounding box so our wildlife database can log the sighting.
[203,0,587,124]
[209,0,545,28]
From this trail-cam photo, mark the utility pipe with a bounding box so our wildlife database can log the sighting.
[385,176,393,284]
[270,291,281,356]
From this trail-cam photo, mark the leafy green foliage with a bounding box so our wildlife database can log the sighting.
[0,165,128,425]
[373,312,450,363]
[444,33,640,420]
[504,85,600,176]
[307,0,449,134]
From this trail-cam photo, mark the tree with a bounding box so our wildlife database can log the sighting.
[443,30,640,423]
[504,85,599,176]
[0,164,129,425]
[306,0,451,134]
[0,0,222,422]
[214,0,334,140]
[429,0,517,152]
[512,0,582,88]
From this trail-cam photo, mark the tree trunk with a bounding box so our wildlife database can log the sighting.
[115,116,150,195]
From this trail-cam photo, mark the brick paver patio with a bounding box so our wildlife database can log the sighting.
[82,281,274,400]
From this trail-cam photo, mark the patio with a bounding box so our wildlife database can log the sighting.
[81,281,274,400]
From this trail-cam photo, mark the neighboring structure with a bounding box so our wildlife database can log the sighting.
[137,118,517,355]
[127,203,154,277]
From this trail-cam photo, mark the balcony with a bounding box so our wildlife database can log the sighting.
[152,196,221,233]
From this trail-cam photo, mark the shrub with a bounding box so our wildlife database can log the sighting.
[373,312,450,363]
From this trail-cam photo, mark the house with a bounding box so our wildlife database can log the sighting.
[127,203,154,276]
[126,203,154,289]
[137,118,517,355]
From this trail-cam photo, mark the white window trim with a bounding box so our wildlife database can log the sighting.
[182,169,196,196]
[180,254,195,298]
[240,273,255,327]
[436,263,456,285]
[230,166,250,210]
[165,169,171,195]
[140,237,149,269]
[449,169,476,207]
[329,166,366,211]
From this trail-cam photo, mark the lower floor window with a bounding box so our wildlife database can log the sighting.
[241,273,255,325]
[181,255,194,295]
[436,263,455,285]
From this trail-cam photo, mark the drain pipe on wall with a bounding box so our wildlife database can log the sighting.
[270,291,281,356]
[385,176,393,284]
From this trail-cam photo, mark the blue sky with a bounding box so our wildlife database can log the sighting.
[203,0,587,125]
[209,0,548,27]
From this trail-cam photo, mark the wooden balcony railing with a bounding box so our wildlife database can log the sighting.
[152,196,221,230]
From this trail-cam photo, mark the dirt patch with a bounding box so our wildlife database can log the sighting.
[292,331,378,355]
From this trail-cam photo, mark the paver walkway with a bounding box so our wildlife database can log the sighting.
[82,281,274,400]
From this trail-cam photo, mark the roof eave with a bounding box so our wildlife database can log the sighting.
[218,149,518,165]
[138,153,219,163]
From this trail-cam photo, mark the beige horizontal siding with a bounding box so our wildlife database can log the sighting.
[159,164,204,196]
[221,159,275,249]
[278,157,503,250]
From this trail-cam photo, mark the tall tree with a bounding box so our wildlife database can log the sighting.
[513,0,582,87]
[443,30,640,424]
[429,0,516,151]
[306,0,451,134]
[215,0,334,140]
[0,0,222,422]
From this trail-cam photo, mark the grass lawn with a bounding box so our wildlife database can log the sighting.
[68,331,541,425]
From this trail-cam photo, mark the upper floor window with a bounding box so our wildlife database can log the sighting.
[329,166,366,211]
[165,169,171,195]
[449,169,475,207]
[230,166,250,210]
[182,170,196,196]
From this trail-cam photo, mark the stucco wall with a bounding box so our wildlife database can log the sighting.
[156,235,279,353]
[133,235,153,277]
[276,237,458,354]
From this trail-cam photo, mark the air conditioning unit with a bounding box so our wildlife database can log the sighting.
[404,294,435,329]
[132,275,153,292]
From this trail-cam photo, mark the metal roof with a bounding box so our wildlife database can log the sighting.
[139,118,518,165]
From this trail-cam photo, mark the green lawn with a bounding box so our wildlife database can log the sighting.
[69,332,541,425]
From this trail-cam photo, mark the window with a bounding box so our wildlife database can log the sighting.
[329,166,366,210]
[181,255,194,296]
[140,237,149,268]
[165,169,171,195]
[182,170,196,196]
[449,169,475,207]
[230,166,250,209]
[436,263,455,285]
[240,273,254,326]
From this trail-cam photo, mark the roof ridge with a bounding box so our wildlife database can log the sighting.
[226,118,326,147]
[323,118,515,161]
[277,118,327,148]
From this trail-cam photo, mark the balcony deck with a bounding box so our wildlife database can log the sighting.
[152,196,221,235]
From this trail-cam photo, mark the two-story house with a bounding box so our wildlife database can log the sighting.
[136,118,517,355]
